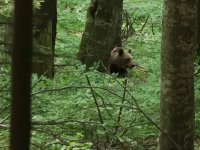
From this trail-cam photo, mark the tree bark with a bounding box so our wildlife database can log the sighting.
[197,0,200,57]
[1,0,57,78]
[158,0,197,150]
[10,0,33,150]
[114,1,123,47]
[33,0,57,78]
[77,0,123,72]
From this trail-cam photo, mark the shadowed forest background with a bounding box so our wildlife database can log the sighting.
[0,0,200,150]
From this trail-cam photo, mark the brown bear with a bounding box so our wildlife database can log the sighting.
[110,47,135,77]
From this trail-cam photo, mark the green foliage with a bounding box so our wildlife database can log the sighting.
[0,0,44,20]
[0,0,13,19]
[195,52,200,137]
[0,0,200,149]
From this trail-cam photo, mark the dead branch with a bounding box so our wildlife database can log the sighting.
[86,75,110,143]
[115,78,128,134]
[0,114,11,124]
[151,19,154,35]
[99,61,181,150]
[140,14,150,32]
[122,9,136,42]
[0,104,11,114]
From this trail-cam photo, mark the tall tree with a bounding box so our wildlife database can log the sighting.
[198,0,200,57]
[77,0,123,72]
[1,0,57,78]
[10,0,33,150]
[33,0,57,78]
[158,0,197,150]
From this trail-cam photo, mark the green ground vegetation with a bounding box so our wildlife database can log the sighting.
[0,0,200,149]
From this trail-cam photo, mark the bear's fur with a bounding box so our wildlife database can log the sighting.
[110,47,135,77]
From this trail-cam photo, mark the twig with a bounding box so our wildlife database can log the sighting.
[0,114,11,124]
[31,86,124,101]
[32,128,74,150]
[120,119,136,137]
[94,92,119,124]
[30,143,40,149]
[115,78,128,134]
[32,69,49,89]
[0,22,13,25]
[99,61,181,150]
[0,104,11,114]
[86,75,109,143]
[140,14,150,32]
[151,19,154,35]
[122,9,136,41]
[33,119,124,150]
[0,124,9,128]
[125,89,181,150]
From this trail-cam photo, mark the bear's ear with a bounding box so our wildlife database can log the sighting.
[128,49,131,53]
[118,48,124,55]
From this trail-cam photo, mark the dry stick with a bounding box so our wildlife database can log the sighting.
[125,90,181,150]
[94,92,125,150]
[151,19,154,35]
[120,119,136,137]
[140,14,150,32]
[0,114,11,124]
[33,128,69,145]
[32,120,126,148]
[33,119,125,150]
[31,86,124,100]
[32,69,50,89]
[100,61,181,150]
[122,9,135,41]
[0,124,9,128]
[94,92,120,124]
[115,78,128,135]
[0,104,11,114]
[86,75,110,143]
[0,22,13,25]
[114,80,181,150]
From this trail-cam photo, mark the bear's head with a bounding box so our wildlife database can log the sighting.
[110,47,135,70]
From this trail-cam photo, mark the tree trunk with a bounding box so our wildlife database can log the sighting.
[1,0,57,78]
[114,1,123,47]
[77,0,123,72]
[33,0,57,78]
[10,0,33,149]
[158,0,197,150]
[33,21,54,78]
[198,0,200,57]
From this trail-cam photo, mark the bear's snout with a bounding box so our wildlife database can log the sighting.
[129,64,136,69]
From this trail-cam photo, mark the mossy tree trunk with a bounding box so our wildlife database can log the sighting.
[158,0,197,149]
[33,0,57,78]
[77,0,123,72]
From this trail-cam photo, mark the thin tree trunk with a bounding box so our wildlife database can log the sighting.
[158,0,197,150]
[10,0,33,150]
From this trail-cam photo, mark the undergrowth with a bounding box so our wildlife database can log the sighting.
[0,0,200,150]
